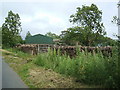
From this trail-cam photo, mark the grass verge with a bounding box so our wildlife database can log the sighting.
[2,48,100,88]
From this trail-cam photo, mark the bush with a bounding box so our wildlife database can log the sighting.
[34,47,119,88]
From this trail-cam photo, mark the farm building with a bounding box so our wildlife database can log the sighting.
[25,34,54,44]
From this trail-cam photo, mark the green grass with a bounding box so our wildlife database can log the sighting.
[3,48,98,88]
[34,47,119,88]
[4,47,31,59]
[3,46,119,88]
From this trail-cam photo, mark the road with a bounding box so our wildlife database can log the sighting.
[1,56,28,88]
[0,55,2,89]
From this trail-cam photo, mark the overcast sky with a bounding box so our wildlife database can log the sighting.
[0,0,119,40]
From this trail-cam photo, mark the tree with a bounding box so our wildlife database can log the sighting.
[60,27,86,45]
[62,4,106,46]
[111,16,120,40]
[111,2,120,40]
[0,27,2,39]
[45,32,60,39]
[2,11,22,47]
[25,31,32,40]
[0,27,2,48]
[112,16,118,24]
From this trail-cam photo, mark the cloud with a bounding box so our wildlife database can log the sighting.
[21,15,33,23]
[1,1,118,40]
[20,11,68,39]
[34,12,64,25]
[1,0,118,2]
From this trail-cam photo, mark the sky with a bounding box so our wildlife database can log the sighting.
[0,0,119,40]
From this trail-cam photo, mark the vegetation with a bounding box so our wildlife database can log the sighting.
[2,48,98,88]
[25,31,32,40]
[1,6,117,47]
[60,4,116,46]
[0,27,2,48]
[45,32,60,39]
[111,16,120,39]
[2,11,23,48]
[5,48,30,59]
[1,3,119,88]
[34,47,119,88]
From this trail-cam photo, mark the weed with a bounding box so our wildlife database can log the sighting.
[34,46,119,88]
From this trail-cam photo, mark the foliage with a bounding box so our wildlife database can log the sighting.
[5,47,29,58]
[61,27,116,46]
[112,16,118,25]
[61,4,106,46]
[94,36,117,46]
[25,31,32,40]
[111,16,120,40]
[0,27,2,46]
[3,48,97,88]
[2,11,22,48]
[45,32,60,39]
[61,27,107,46]
[60,27,83,45]
[34,47,119,88]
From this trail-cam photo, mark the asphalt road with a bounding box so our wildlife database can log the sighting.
[1,56,28,88]
[0,56,2,89]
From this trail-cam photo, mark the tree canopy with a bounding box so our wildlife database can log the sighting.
[61,4,106,46]
[25,31,32,40]
[45,32,60,39]
[0,27,2,47]
[2,11,22,47]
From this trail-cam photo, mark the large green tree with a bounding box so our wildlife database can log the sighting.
[25,31,32,40]
[111,16,120,40]
[45,32,60,39]
[0,27,2,48]
[2,11,22,47]
[60,27,86,45]
[62,4,106,46]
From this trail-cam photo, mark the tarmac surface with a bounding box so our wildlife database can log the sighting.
[1,56,28,88]
[0,56,2,89]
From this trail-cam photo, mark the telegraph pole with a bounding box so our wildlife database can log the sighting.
[118,0,120,41]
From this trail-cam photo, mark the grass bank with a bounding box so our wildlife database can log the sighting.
[2,48,99,88]
[34,47,119,88]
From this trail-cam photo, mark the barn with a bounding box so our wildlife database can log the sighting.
[25,34,54,44]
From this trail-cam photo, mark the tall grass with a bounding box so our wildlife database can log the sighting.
[34,47,119,88]
[5,48,30,58]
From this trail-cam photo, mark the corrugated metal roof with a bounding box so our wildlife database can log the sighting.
[25,34,54,44]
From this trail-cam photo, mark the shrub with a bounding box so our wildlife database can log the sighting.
[34,47,119,88]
